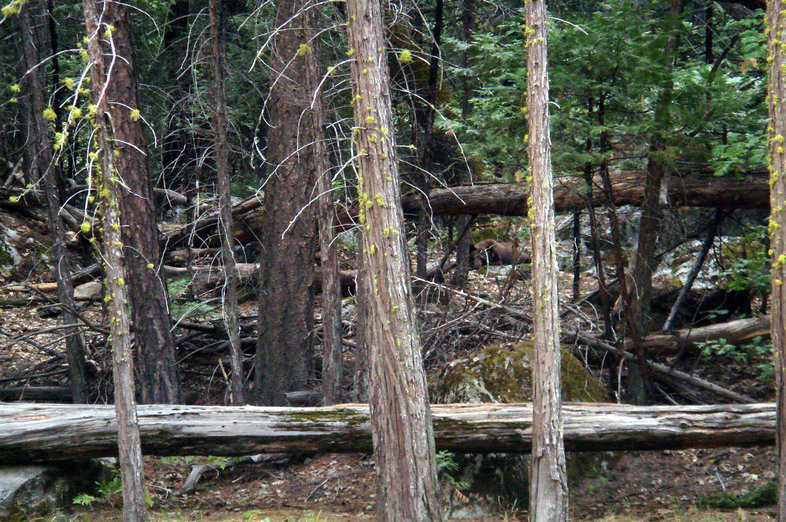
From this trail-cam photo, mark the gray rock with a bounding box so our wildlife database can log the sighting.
[0,460,112,519]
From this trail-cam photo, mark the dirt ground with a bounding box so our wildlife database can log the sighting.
[56,447,777,521]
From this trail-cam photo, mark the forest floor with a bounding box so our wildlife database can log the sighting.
[4,286,778,521]
[0,211,780,520]
[61,447,777,521]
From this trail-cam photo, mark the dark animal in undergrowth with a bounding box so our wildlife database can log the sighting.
[470,239,531,269]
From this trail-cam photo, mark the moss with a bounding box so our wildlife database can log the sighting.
[431,342,608,404]
[0,241,14,266]
[434,343,610,514]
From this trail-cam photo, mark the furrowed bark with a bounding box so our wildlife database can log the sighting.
[526,0,569,518]
[766,1,786,517]
[19,0,88,404]
[83,0,146,517]
[345,0,441,517]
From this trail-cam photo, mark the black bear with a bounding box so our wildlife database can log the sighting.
[470,239,531,269]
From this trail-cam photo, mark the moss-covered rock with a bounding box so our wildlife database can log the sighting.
[431,341,608,404]
[432,342,609,519]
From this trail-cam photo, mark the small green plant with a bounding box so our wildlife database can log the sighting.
[72,492,98,506]
[698,335,773,381]
[697,338,741,361]
[72,475,122,507]
[206,455,242,469]
[436,450,470,496]
[96,476,123,498]
[698,481,777,509]
[168,277,220,320]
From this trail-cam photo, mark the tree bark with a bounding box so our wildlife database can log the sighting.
[254,0,319,406]
[209,0,244,406]
[624,0,682,404]
[83,0,146,517]
[19,0,88,404]
[345,0,441,518]
[94,0,181,405]
[0,402,777,464]
[526,0,569,518]
[299,5,342,406]
[451,0,476,288]
[412,0,444,301]
[766,2,786,517]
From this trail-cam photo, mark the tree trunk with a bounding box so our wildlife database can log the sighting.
[526,0,569,518]
[623,0,682,404]
[571,211,581,302]
[83,1,146,517]
[345,0,442,518]
[160,0,194,190]
[766,3,786,517]
[209,0,244,405]
[19,0,88,404]
[0,402,776,464]
[451,0,476,289]
[583,162,614,341]
[254,0,319,406]
[412,0,444,301]
[94,0,181,405]
[663,209,722,331]
[303,10,343,406]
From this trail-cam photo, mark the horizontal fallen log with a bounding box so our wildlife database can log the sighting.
[399,170,770,217]
[0,386,72,402]
[635,316,771,355]
[162,170,769,247]
[0,402,775,464]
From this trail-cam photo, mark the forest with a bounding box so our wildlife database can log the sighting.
[0,0,783,520]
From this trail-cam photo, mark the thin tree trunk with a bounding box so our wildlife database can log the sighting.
[583,161,614,341]
[663,209,722,331]
[302,6,343,406]
[526,0,568,519]
[93,0,181,405]
[345,0,441,517]
[413,0,445,301]
[572,211,581,302]
[210,0,244,405]
[624,0,681,404]
[83,0,146,517]
[19,0,88,403]
[766,2,786,517]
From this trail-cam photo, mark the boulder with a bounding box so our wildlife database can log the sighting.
[431,342,608,519]
[0,460,111,519]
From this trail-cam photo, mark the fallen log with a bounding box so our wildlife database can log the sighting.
[400,170,770,217]
[634,316,771,355]
[0,402,774,464]
[0,386,72,402]
[161,170,769,247]
[163,264,358,296]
